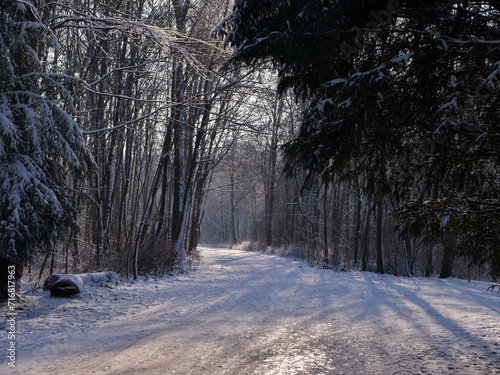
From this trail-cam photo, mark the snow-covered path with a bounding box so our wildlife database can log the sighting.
[5,247,500,374]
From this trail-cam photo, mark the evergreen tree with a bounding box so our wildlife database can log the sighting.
[219,0,500,275]
[0,0,90,299]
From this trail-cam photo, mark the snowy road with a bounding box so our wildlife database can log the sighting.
[6,247,500,374]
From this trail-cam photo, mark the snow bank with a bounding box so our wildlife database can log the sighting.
[237,241,257,251]
[78,272,119,287]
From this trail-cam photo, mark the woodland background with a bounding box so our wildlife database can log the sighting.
[1,0,499,300]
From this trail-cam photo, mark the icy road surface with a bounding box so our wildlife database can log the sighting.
[4,247,500,374]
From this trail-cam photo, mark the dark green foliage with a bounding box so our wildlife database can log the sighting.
[0,0,90,298]
[220,0,500,275]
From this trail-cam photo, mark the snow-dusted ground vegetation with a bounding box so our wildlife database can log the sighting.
[3,247,500,375]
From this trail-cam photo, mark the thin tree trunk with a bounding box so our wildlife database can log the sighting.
[376,199,385,274]
[230,162,238,245]
[323,181,329,263]
[361,203,372,272]
[38,254,50,283]
[404,234,414,277]
[353,186,362,270]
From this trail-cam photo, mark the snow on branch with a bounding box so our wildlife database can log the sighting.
[480,61,500,91]
[49,15,225,78]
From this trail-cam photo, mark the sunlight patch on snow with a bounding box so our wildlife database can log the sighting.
[263,348,328,375]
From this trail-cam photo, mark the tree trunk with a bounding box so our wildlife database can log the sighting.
[265,118,279,247]
[439,234,455,278]
[171,67,186,253]
[361,203,372,272]
[375,199,385,274]
[404,234,414,277]
[230,166,238,245]
[425,246,434,277]
[353,186,362,269]
[170,0,190,261]
[323,181,329,263]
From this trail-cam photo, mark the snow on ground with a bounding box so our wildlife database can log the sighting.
[2,246,500,375]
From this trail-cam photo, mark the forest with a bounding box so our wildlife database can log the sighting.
[1,0,499,300]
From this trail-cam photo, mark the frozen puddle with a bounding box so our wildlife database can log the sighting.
[4,247,500,374]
